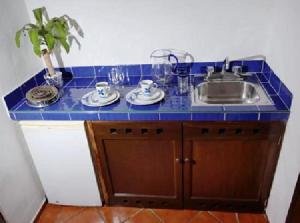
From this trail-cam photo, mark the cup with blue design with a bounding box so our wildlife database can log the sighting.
[96,82,111,98]
[139,80,158,96]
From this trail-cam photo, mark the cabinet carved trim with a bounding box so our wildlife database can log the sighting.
[86,121,286,212]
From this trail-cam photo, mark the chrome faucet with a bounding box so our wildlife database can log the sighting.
[221,56,230,74]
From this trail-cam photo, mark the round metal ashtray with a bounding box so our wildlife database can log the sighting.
[26,85,60,108]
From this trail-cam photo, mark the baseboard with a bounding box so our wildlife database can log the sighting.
[30,197,47,223]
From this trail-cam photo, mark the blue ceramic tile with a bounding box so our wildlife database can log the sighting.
[260,112,289,121]
[226,113,258,121]
[141,64,152,76]
[20,77,37,95]
[191,62,215,74]
[13,99,37,112]
[99,99,130,112]
[72,66,95,78]
[72,101,100,112]
[4,87,23,109]
[9,112,16,120]
[65,78,94,87]
[159,113,191,120]
[43,98,74,111]
[258,105,278,112]
[262,82,276,95]
[215,61,224,72]
[70,112,99,120]
[192,113,224,121]
[126,65,142,76]
[256,73,268,83]
[34,69,47,85]
[129,113,159,120]
[160,96,190,111]
[42,112,70,120]
[100,113,129,120]
[224,105,258,112]
[243,60,263,72]
[279,83,293,108]
[191,106,223,112]
[263,62,272,73]
[14,112,43,120]
[88,77,109,87]
[130,102,160,111]
[95,66,113,77]
[270,73,281,93]
[62,87,95,99]
[127,76,143,85]
[11,99,28,112]
[271,95,288,111]
[55,67,72,74]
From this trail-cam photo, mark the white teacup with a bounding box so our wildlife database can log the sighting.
[96,82,111,98]
[139,80,158,96]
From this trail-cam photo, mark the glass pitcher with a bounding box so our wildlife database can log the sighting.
[150,49,193,86]
[150,49,173,86]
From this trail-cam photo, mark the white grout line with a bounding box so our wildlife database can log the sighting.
[207,211,223,223]
[261,60,265,73]
[93,66,96,78]
[258,112,261,121]
[148,209,164,223]
[235,213,240,223]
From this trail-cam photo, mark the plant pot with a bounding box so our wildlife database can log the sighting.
[44,72,64,89]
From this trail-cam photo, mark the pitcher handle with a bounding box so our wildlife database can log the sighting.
[168,54,179,73]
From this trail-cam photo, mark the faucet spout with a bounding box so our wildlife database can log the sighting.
[222,56,230,74]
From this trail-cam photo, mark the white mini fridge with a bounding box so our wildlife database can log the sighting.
[20,121,102,206]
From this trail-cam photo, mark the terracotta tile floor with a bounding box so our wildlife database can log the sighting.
[36,204,269,223]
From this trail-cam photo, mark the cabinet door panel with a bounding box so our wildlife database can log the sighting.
[183,121,285,212]
[186,140,268,199]
[103,139,176,196]
[87,121,182,208]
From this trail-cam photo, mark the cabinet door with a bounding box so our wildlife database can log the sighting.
[86,121,182,208]
[183,122,285,212]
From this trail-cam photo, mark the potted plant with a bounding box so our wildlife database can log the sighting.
[15,7,81,88]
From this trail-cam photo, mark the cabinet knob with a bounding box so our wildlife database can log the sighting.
[175,158,181,163]
[184,158,190,163]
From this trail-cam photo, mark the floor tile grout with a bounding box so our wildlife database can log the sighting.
[148,209,165,223]
[61,207,88,223]
[207,211,224,223]
[235,213,240,223]
[122,208,144,223]
[187,210,202,223]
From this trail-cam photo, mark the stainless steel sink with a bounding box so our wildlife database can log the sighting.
[191,81,273,106]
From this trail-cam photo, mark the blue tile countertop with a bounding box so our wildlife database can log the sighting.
[4,60,292,121]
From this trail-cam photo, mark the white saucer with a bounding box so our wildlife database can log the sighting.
[126,88,165,105]
[81,90,120,107]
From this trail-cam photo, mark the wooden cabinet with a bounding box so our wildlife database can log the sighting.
[86,121,285,212]
[183,122,285,212]
[86,121,182,208]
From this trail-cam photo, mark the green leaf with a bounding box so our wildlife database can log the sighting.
[45,20,54,32]
[28,29,41,56]
[44,33,55,51]
[53,20,67,38]
[58,37,70,53]
[33,8,43,26]
[15,30,22,48]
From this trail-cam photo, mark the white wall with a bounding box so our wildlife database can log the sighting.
[25,0,273,66]
[16,0,300,222]
[0,0,45,222]
[265,0,300,222]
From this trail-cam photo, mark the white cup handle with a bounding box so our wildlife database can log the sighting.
[153,83,158,89]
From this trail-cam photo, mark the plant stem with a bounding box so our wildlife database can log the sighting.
[42,49,55,76]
